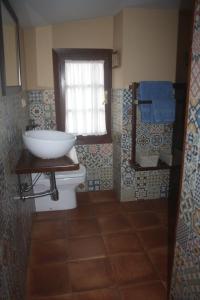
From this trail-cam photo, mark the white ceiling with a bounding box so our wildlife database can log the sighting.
[9,0,187,27]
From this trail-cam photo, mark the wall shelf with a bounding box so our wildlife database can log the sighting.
[16,149,79,174]
[129,159,171,171]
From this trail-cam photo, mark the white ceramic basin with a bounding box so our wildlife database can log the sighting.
[23,130,76,159]
[136,152,159,167]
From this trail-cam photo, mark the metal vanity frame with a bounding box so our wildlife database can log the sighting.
[15,149,79,202]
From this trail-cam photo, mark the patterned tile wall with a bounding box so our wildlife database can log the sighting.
[136,115,173,155]
[171,2,200,299]
[27,90,113,191]
[28,90,56,130]
[28,87,171,198]
[112,89,123,198]
[113,133,122,198]
[112,89,171,201]
[76,143,113,191]
[0,92,35,299]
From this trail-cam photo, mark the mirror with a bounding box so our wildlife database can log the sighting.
[0,0,21,95]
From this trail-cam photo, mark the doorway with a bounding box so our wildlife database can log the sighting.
[168,0,195,288]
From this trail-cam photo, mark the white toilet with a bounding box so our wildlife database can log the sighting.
[32,164,86,212]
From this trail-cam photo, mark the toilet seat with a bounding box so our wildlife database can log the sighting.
[55,164,86,179]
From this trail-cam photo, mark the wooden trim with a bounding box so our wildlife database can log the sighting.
[76,134,112,145]
[175,3,196,218]
[52,48,112,144]
[0,0,22,96]
[0,0,6,95]
[52,50,66,131]
[129,82,139,165]
[169,0,196,294]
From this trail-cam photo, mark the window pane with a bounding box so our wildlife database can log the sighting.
[65,60,106,136]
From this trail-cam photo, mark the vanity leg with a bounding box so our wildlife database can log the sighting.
[49,172,59,201]
[17,175,24,201]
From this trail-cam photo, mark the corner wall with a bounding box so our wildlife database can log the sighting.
[171,2,200,298]
[112,89,171,201]
[0,92,34,299]
[113,8,178,88]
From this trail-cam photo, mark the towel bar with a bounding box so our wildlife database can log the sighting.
[129,81,185,169]
[134,100,152,105]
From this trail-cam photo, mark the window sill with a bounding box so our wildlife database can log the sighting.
[75,134,112,145]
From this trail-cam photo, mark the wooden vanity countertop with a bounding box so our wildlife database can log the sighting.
[15,147,79,174]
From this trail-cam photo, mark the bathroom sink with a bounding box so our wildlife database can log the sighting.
[23,130,76,159]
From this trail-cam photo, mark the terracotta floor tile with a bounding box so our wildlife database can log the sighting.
[93,202,122,216]
[69,258,114,292]
[162,281,167,289]
[32,220,66,241]
[148,247,168,280]
[74,288,121,300]
[77,192,91,206]
[121,200,157,213]
[33,210,68,222]
[156,212,168,227]
[68,236,106,260]
[68,218,100,237]
[138,227,168,249]
[65,205,94,220]
[30,239,68,266]
[110,253,157,285]
[28,263,71,297]
[151,199,168,212]
[127,211,161,229]
[89,190,117,203]
[120,281,167,300]
[98,214,131,234]
[28,193,170,298]
[28,295,73,300]
[103,232,142,254]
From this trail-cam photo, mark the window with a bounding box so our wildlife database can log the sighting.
[65,60,106,135]
[53,49,112,144]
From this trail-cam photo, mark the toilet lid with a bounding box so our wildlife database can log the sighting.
[56,164,86,179]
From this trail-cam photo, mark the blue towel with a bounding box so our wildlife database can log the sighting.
[138,81,175,124]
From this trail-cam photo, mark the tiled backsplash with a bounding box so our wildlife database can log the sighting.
[28,90,56,130]
[112,89,171,201]
[76,143,113,191]
[27,90,113,191]
[0,92,34,299]
[136,112,173,155]
[171,2,200,299]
